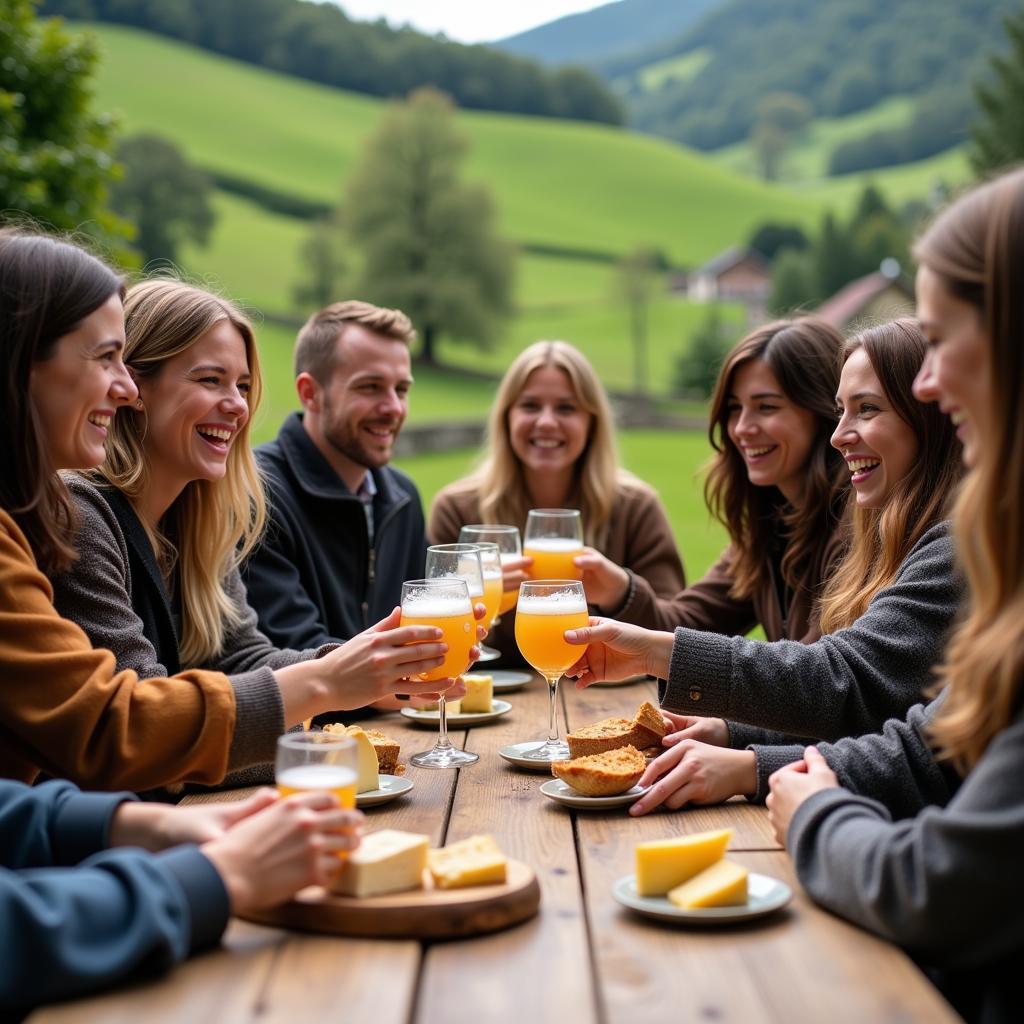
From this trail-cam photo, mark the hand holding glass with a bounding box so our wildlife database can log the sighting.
[459,524,523,618]
[524,509,583,582]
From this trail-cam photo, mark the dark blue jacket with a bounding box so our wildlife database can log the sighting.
[242,412,426,650]
[0,780,228,1014]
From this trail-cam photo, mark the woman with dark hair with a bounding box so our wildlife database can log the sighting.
[0,229,463,793]
[566,320,963,814]
[766,166,1024,1024]
[608,317,849,644]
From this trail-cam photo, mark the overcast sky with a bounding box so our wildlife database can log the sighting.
[333,1,605,44]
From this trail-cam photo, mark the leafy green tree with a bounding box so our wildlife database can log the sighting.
[674,307,734,399]
[749,92,812,180]
[970,4,1024,174]
[617,246,662,397]
[344,88,515,366]
[109,134,215,265]
[770,248,818,314]
[0,0,128,246]
[293,217,347,312]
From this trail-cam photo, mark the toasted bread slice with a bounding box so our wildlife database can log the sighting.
[567,701,668,758]
[551,745,646,797]
[322,722,401,775]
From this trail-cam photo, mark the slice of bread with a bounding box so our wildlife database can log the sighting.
[567,701,668,758]
[551,745,646,797]
[322,722,401,775]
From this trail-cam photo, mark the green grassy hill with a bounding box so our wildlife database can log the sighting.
[88,24,816,266]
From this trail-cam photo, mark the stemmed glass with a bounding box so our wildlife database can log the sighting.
[523,509,583,582]
[456,536,505,661]
[514,580,589,762]
[460,524,523,630]
[408,543,484,769]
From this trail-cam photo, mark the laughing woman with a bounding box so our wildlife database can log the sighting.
[50,278,470,765]
[766,166,1024,1024]
[567,320,963,813]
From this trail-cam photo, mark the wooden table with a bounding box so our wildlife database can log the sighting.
[31,677,959,1023]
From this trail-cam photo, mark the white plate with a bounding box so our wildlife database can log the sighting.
[489,670,535,692]
[355,774,413,808]
[400,699,512,727]
[612,872,792,924]
[498,741,570,772]
[540,779,647,809]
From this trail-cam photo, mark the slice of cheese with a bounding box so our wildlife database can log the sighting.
[460,673,493,713]
[343,725,380,793]
[421,698,463,714]
[428,834,507,889]
[634,828,732,896]
[330,829,428,898]
[667,858,748,909]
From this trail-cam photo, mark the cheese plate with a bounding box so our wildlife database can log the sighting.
[612,872,791,924]
[401,699,512,727]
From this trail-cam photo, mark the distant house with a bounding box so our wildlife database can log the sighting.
[816,263,914,331]
[679,246,771,322]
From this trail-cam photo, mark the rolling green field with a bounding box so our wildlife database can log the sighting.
[86,23,819,266]
[712,96,917,182]
[395,431,728,581]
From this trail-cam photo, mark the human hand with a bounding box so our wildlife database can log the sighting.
[573,549,630,609]
[564,617,674,686]
[500,555,532,598]
[766,746,839,847]
[629,741,757,816]
[201,792,364,913]
[373,676,468,711]
[661,713,729,748]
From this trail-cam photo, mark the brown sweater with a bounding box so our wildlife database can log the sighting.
[0,508,242,790]
[617,526,848,643]
[428,479,686,662]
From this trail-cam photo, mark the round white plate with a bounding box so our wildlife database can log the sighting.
[612,872,792,924]
[400,699,512,727]
[540,779,647,809]
[489,670,535,692]
[355,774,413,808]
[498,741,570,772]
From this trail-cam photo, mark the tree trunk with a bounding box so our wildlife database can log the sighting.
[420,323,438,365]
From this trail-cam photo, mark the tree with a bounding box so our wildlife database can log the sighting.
[109,134,215,265]
[749,92,812,180]
[617,246,662,397]
[344,88,515,365]
[674,307,734,399]
[0,0,128,246]
[293,217,347,312]
[770,248,818,315]
[970,4,1024,174]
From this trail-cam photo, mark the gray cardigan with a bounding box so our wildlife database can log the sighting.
[659,522,960,797]
[51,476,326,781]
[789,700,1024,1024]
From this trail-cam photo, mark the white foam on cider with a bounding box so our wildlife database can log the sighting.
[517,592,588,615]
[401,595,473,617]
[278,764,357,789]
[524,537,583,552]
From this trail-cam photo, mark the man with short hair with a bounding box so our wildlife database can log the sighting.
[242,300,427,661]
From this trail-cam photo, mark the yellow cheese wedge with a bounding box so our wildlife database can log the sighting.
[428,834,507,889]
[460,673,494,713]
[330,829,428,898]
[343,726,380,793]
[634,828,732,896]
[421,698,463,714]
[667,859,749,909]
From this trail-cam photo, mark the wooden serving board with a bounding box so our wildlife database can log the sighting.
[239,859,540,940]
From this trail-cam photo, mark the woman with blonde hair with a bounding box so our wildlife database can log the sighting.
[566,320,963,813]
[763,165,1024,1024]
[429,339,686,660]
[47,276,470,790]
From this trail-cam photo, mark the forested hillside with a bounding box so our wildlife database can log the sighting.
[602,0,1014,159]
[497,0,720,68]
[39,0,622,123]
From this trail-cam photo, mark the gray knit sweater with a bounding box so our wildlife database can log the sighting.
[660,522,961,798]
[789,700,1024,1024]
[51,476,327,782]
